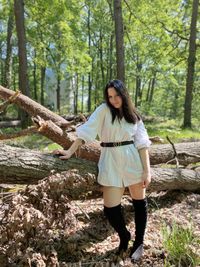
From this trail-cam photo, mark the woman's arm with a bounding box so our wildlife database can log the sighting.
[53,138,84,160]
[138,147,151,188]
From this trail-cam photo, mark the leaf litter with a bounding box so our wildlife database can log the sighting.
[0,170,199,267]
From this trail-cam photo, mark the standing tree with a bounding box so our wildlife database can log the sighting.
[14,0,30,128]
[183,0,199,128]
[113,0,125,82]
[3,3,14,89]
[87,2,92,112]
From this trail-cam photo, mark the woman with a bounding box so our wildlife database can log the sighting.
[53,79,151,261]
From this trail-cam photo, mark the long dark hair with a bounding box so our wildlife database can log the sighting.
[104,79,140,124]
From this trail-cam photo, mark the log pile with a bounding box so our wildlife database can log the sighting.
[0,85,200,192]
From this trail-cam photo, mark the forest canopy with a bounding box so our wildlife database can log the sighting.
[0,0,199,127]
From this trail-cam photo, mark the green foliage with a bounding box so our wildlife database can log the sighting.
[146,119,200,143]
[0,0,199,119]
[3,132,61,151]
[162,222,200,267]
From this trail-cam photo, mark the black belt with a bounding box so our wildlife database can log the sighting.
[100,140,134,147]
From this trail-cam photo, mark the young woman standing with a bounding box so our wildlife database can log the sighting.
[53,79,151,261]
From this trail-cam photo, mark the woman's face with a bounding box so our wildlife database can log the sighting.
[107,87,122,109]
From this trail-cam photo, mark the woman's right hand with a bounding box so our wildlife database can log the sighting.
[52,149,73,160]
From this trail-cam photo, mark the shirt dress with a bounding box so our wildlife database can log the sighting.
[76,103,151,188]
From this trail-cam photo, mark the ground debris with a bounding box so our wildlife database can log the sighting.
[0,171,199,267]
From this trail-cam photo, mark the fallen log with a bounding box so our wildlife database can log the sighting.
[2,119,200,166]
[150,142,200,166]
[0,144,97,184]
[0,120,21,128]
[0,85,70,128]
[0,144,200,192]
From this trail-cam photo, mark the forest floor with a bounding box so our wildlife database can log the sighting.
[68,190,200,267]
[0,171,200,267]
[1,127,200,266]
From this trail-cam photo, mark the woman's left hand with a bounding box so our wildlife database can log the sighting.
[141,171,151,188]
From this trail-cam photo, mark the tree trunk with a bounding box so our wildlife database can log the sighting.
[149,72,156,103]
[74,73,78,115]
[40,66,45,105]
[14,0,30,128]
[135,54,142,107]
[0,144,199,193]
[99,29,105,85]
[56,71,61,113]
[33,49,38,101]
[109,33,114,80]
[81,75,84,113]
[0,46,4,85]
[150,141,200,166]
[113,0,125,82]
[146,78,151,102]
[3,5,14,89]
[87,4,92,112]
[183,0,199,128]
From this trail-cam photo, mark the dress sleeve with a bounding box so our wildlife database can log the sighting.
[134,120,151,149]
[76,103,107,143]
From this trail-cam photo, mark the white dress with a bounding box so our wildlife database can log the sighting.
[76,103,151,187]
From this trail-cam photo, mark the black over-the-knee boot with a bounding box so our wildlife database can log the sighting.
[104,204,131,254]
[130,198,147,260]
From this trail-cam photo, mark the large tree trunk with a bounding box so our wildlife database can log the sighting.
[14,0,30,128]
[40,66,46,105]
[3,5,14,89]
[113,0,125,82]
[135,52,142,107]
[0,144,199,192]
[87,4,92,112]
[150,142,200,166]
[33,49,38,101]
[0,144,96,184]
[183,0,199,128]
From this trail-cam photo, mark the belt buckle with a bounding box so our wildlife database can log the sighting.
[114,142,121,147]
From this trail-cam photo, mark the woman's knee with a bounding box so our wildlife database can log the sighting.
[103,186,125,207]
[128,182,146,200]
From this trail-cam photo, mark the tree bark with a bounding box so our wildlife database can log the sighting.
[0,144,199,192]
[14,0,30,128]
[149,72,156,103]
[56,71,61,113]
[3,5,14,89]
[135,52,142,107]
[40,66,46,105]
[87,4,92,112]
[150,141,200,166]
[33,49,38,101]
[183,0,199,128]
[0,144,97,184]
[81,76,84,113]
[99,29,105,85]
[113,0,125,82]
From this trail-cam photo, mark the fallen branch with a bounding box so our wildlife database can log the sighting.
[0,120,21,128]
[166,136,179,168]
[0,85,71,128]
